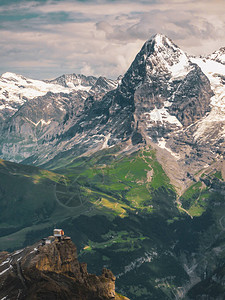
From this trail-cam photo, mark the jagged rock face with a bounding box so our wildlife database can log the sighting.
[0,91,89,162]
[168,65,213,126]
[0,237,127,300]
[208,47,225,65]
[90,76,118,95]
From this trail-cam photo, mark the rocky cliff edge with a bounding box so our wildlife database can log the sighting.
[0,236,129,300]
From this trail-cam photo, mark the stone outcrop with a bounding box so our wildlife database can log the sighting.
[0,237,129,300]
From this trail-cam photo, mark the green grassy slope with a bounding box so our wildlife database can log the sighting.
[0,159,63,249]
[1,148,225,299]
[54,146,177,218]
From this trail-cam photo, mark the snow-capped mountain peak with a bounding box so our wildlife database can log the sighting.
[121,33,193,93]
[151,33,177,51]
[2,72,23,79]
[141,34,192,80]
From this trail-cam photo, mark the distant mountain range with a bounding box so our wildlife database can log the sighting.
[1,33,225,300]
[0,71,118,164]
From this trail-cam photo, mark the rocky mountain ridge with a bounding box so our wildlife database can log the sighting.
[46,73,118,94]
[0,235,128,300]
[0,72,118,163]
[0,71,118,123]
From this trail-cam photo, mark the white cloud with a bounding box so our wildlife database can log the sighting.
[80,63,95,76]
[0,0,224,79]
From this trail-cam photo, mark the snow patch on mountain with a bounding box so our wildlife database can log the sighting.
[66,81,91,92]
[209,47,225,65]
[0,104,17,111]
[24,117,51,127]
[144,107,182,127]
[190,58,225,141]
[102,133,111,149]
[0,72,72,101]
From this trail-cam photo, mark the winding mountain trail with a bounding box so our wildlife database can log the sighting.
[176,197,193,219]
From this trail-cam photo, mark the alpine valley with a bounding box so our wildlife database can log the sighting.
[1,34,225,299]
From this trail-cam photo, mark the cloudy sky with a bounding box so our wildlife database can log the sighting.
[0,0,224,80]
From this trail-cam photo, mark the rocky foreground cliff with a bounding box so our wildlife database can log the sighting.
[0,236,129,300]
